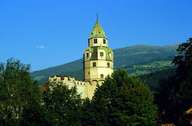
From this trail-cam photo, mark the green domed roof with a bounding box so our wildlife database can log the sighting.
[90,18,106,38]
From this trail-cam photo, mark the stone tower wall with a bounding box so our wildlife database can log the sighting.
[84,60,113,81]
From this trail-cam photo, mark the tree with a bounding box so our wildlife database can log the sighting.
[89,69,157,126]
[173,38,192,104]
[20,103,48,126]
[43,83,82,126]
[0,58,41,126]
[157,38,192,125]
[80,98,96,126]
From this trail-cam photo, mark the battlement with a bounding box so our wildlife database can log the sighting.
[48,75,98,99]
[49,75,89,86]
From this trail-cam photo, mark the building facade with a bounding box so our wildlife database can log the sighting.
[48,18,113,99]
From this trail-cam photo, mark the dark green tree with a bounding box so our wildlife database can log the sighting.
[80,98,96,126]
[173,38,192,104]
[157,38,192,125]
[88,70,157,126]
[0,58,41,126]
[20,103,48,126]
[43,83,82,126]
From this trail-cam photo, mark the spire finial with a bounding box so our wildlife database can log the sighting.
[90,14,106,38]
[96,14,99,23]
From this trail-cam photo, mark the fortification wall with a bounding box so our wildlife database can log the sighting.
[48,75,102,99]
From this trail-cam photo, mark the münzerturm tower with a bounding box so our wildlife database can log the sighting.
[84,18,113,82]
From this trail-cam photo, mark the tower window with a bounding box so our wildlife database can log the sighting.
[94,39,97,44]
[100,74,104,78]
[100,52,104,57]
[86,53,89,58]
[103,39,106,44]
[93,62,96,67]
[107,62,110,68]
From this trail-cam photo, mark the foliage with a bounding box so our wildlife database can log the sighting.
[139,68,174,91]
[20,103,48,126]
[131,60,173,76]
[85,70,157,126]
[80,98,96,126]
[173,38,192,103]
[42,83,82,126]
[157,38,192,125]
[0,58,41,126]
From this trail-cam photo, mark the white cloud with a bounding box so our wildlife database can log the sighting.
[36,45,46,49]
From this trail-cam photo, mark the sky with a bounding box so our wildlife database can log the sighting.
[0,0,192,71]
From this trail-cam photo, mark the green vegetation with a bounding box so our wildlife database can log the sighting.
[157,38,192,125]
[0,58,41,126]
[31,45,177,84]
[130,60,173,76]
[43,84,82,126]
[139,68,174,91]
[88,70,157,126]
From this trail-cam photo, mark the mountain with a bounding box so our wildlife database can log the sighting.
[31,45,177,84]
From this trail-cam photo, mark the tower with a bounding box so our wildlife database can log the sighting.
[83,18,113,82]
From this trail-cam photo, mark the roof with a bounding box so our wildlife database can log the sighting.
[90,18,106,38]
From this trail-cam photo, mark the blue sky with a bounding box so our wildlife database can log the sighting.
[0,0,192,71]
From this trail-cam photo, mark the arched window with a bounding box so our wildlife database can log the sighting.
[100,52,104,57]
[100,74,104,78]
[107,62,110,68]
[94,39,97,44]
[93,62,96,67]
[86,53,89,58]
[103,39,106,44]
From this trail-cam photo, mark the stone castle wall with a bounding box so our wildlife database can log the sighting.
[48,75,101,99]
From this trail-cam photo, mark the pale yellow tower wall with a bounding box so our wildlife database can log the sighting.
[84,60,113,81]
[89,37,108,47]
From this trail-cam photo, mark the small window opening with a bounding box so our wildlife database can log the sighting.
[103,39,106,44]
[100,52,104,57]
[107,62,110,68]
[94,39,97,44]
[86,53,89,58]
[93,62,96,67]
